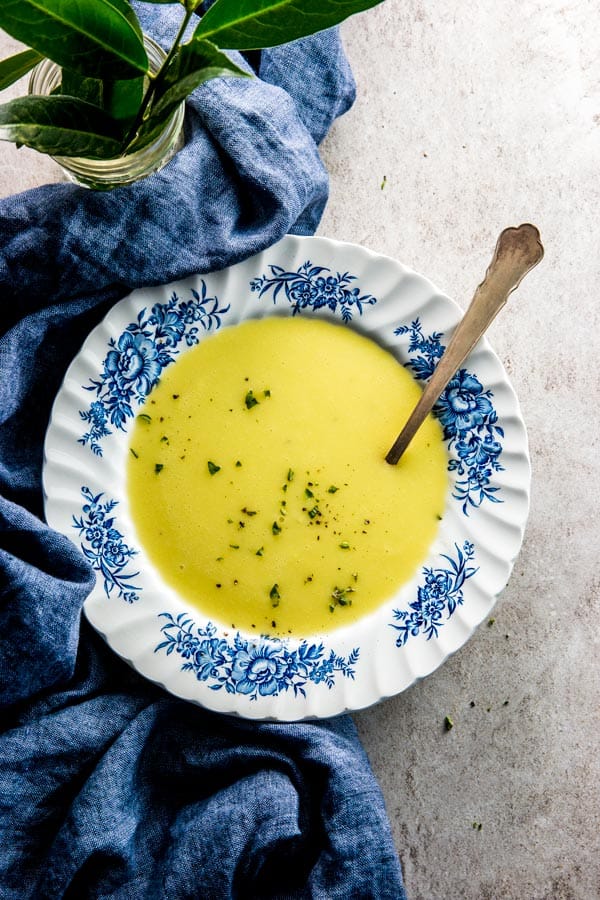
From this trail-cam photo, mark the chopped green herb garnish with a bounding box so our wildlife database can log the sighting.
[307,506,320,519]
[172,394,180,399]
[488,617,496,627]
[330,585,354,609]
[154,463,164,474]
[245,390,259,409]
[304,487,314,499]
[229,543,240,550]
[263,389,271,398]
[381,174,387,189]
[272,521,282,535]
[138,413,152,424]
[255,547,264,557]
[207,461,221,475]
[339,541,350,550]
[287,468,294,482]
[241,507,257,516]
[327,485,339,494]
[269,583,280,606]
[444,715,454,731]
[160,435,169,443]
[130,448,139,459]
[235,460,242,467]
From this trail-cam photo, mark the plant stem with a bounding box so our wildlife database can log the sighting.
[123,4,195,151]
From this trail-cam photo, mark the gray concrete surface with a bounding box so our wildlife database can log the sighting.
[320,3,600,898]
[1,2,599,897]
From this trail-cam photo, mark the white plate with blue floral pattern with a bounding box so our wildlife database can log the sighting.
[43,235,530,720]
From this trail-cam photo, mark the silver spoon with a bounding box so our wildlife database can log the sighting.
[385,223,544,465]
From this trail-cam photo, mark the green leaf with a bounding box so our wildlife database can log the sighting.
[103,77,144,122]
[0,0,148,80]
[103,0,144,40]
[60,69,144,122]
[60,69,103,107]
[0,95,123,159]
[194,0,385,49]
[0,49,45,91]
[152,38,249,117]
[126,39,248,153]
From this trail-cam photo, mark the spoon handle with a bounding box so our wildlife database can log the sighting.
[385,224,544,465]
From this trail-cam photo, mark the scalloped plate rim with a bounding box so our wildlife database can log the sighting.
[42,234,531,721]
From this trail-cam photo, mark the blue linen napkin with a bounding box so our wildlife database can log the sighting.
[0,6,407,898]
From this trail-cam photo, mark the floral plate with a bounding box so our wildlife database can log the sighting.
[43,235,530,720]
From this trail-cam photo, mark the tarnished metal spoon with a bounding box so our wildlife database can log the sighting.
[385,223,544,465]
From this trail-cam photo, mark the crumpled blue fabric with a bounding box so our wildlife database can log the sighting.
[0,5,407,898]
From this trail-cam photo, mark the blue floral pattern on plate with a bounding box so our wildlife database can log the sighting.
[389,542,478,645]
[42,236,530,717]
[79,284,230,455]
[71,488,360,698]
[155,613,359,701]
[250,260,377,321]
[72,486,140,603]
[395,318,505,514]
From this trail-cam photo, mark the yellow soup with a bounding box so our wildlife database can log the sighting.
[127,317,447,637]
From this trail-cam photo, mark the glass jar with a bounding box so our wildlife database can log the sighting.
[28,36,185,190]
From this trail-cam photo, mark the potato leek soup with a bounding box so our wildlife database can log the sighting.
[127,317,448,637]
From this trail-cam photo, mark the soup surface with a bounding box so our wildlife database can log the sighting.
[127,316,447,636]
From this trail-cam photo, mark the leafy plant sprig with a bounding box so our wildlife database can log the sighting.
[0,0,384,163]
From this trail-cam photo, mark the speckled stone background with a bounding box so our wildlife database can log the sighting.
[1,2,599,898]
